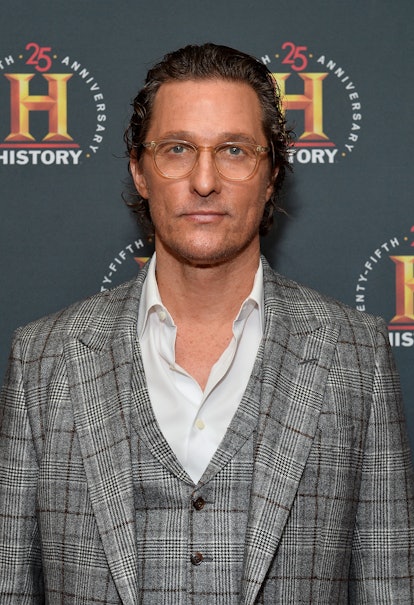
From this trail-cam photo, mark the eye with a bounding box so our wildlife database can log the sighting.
[161,141,193,155]
[218,143,251,159]
[158,141,193,157]
[227,145,245,156]
[163,143,187,155]
[171,144,187,154]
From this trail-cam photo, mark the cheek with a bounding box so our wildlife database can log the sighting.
[146,185,177,227]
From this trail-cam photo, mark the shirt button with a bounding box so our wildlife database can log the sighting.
[191,552,203,566]
[195,418,205,430]
[158,310,167,321]
[193,497,205,511]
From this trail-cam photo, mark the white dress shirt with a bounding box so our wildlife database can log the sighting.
[138,255,264,483]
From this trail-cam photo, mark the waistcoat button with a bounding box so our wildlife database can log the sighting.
[191,552,204,566]
[193,497,205,510]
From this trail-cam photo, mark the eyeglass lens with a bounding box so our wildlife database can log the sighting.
[154,141,259,179]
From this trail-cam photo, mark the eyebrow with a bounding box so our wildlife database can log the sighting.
[155,131,259,144]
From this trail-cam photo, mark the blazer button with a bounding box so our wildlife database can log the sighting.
[193,497,205,510]
[191,552,204,566]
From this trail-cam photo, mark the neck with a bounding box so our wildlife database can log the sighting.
[154,242,261,325]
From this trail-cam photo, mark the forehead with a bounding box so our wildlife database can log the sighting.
[147,78,266,142]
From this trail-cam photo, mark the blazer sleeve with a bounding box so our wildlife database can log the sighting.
[0,331,44,603]
[349,318,414,603]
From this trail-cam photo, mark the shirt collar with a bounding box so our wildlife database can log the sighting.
[137,253,170,339]
[138,253,264,338]
[234,258,264,331]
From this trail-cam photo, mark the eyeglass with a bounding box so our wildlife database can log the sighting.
[141,139,270,181]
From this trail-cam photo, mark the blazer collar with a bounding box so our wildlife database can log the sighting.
[63,266,149,605]
[64,257,339,605]
[241,259,340,603]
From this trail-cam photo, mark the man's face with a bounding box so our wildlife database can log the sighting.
[130,78,276,266]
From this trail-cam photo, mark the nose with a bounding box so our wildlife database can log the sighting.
[189,148,222,197]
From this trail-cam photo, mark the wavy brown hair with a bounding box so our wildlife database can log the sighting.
[124,43,293,236]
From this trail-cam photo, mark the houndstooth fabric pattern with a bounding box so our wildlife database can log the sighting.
[130,400,256,604]
[1,257,414,604]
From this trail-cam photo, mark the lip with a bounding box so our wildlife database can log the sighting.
[181,211,226,223]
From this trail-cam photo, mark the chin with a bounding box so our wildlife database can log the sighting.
[170,242,252,267]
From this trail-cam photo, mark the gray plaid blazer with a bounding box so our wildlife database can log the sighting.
[1,258,414,604]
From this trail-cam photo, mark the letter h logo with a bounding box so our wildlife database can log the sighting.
[390,256,414,324]
[4,73,73,142]
[273,73,330,142]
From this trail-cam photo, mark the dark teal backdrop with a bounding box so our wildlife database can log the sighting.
[1,0,413,452]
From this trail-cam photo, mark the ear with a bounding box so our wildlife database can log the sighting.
[265,166,279,201]
[130,158,150,199]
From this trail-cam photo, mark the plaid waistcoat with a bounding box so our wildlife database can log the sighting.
[129,359,263,605]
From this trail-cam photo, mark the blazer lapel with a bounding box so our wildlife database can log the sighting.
[60,257,339,604]
[63,274,148,605]
[129,337,194,483]
[241,264,340,604]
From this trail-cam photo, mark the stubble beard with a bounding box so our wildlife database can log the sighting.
[155,223,261,268]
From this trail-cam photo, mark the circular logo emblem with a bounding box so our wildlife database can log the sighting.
[262,41,362,164]
[354,226,414,348]
[100,238,155,292]
[0,42,107,165]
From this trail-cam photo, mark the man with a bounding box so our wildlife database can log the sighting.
[1,43,413,604]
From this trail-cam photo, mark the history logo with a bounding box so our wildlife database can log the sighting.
[354,226,414,348]
[0,42,107,166]
[262,41,362,164]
